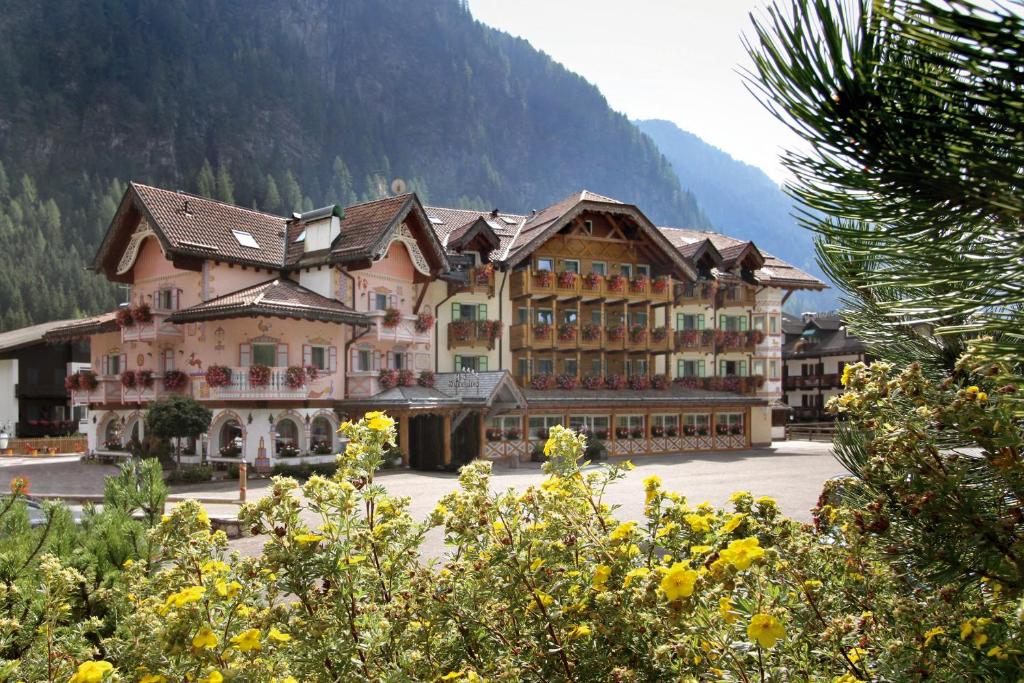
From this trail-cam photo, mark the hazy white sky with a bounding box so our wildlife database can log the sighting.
[467,0,799,185]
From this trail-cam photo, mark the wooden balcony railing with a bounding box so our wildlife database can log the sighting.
[369,311,432,345]
[675,281,715,305]
[447,266,495,297]
[716,284,757,308]
[649,327,673,353]
[120,310,184,343]
[715,330,765,353]
[511,270,672,302]
[675,329,715,352]
[448,320,501,350]
[579,324,604,349]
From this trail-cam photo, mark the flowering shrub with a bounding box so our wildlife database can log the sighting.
[248,364,271,387]
[628,374,650,391]
[628,324,647,343]
[382,307,401,328]
[64,373,81,392]
[582,374,604,390]
[417,370,435,388]
[583,272,602,290]
[651,373,669,390]
[136,369,154,388]
[533,322,552,340]
[120,370,137,388]
[162,369,189,391]
[79,370,99,391]
[651,275,671,293]
[414,311,435,333]
[377,368,399,389]
[132,303,153,324]
[651,325,670,343]
[397,369,416,387]
[530,373,556,390]
[284,366,308,389]
[450,319,473,342]
[556,373,578,390]
[484,320,503,347]
[219,443,241,457]
[534,270,554,288]
[9,415,1024,681]
[604,373,625,390]
[115,307,135,328]
[205,365,232,388]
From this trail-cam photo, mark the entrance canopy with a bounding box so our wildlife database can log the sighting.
[338,370,526,415]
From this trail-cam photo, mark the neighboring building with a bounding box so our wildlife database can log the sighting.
[781,312,869,421]
[0,319,91,438]
[46,183,824,469]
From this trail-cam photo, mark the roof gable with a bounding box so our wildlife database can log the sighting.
[446,216,501,255]
[166,278,367,325]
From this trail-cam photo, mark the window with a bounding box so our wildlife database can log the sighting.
[719,315,748,332]
[630,311,648,327]
[568,415,610,437]
[676,313,705,331]
[392,351,407,370]
[518,357,530,381]
[231,230,260,249]
[719,359,748,376]
[583,220,593,235]
[454,355,488,372]
[590,357,603,376]
[769,315,779,335]
[373,293,389,311]
[563,358,578,376]
[275,418,300,451]
[561,309,578,324]
[310,346,327,370]
[155,288,177,311]
[536,257,554,272]
[625,359,648,376]
[636,264,651,278]
[162,348,175,372]
[619,263,633,277]
[590,309,602,326]
[354,349,373,372]
[590,262,606,276]
[752,315,766,332]
[683,413,711,435]
[752,359,766,377]
[518,307,528,324]
[769,360,779,379]
[453,303,487,321]
[107,353,122,376]
[536,308,553,325]
[536,358,554,375]
[716,412,745,433]
[529,415,562,440]
[652,414,679,436]
[616,415,645,438]
[677,359,706,377]
[489,415,522,439]
[562,259,580,274]
[311,416,334,450]
[252,343,277,367]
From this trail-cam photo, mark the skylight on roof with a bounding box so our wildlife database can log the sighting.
[294,230,306,243]
[500,216,517,225]
[429,217,444,225]
[231,230,260,249]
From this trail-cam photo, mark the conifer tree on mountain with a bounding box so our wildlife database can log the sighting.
[262,174,282,213]
[215,163,235,204]
[195,160,216,199]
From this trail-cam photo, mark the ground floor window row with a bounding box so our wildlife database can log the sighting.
[487,411,747,441]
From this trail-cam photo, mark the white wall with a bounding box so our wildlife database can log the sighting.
[0,359,17,433]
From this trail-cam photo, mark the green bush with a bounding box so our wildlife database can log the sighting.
[270,462,339,480]
[166,464,213,485]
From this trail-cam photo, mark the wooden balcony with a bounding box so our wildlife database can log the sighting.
[555,324,579,350]
[626,327,648,352]
[120,310,184,343]
[579,324,604,350]
[71,377,121,405]
[509,323,555,350]
[675,329,715,353]
[448,320,499,350]
[510,270,557,298]
[716,284,757,308]
[716,330,762,353]
[447,266,495,297]
[788,373,840,390]
[369,312,432,345]
[604,326,626,351]
[675,281,715,306]
[120,371,174,403]
[649,327,673,353]
[511,270,672,303]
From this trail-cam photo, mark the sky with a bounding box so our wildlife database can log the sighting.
[467,0,800,185]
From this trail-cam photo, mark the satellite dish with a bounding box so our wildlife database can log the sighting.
[391,178,407,195]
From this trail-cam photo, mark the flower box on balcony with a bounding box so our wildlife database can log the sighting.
[504,429,521,441]
[206,365,232,388]
[606,274,626,292]
[651,425,665,437]
[64,373,81,392]
[628,375,650,391]
[583,272,602,290]
[163,370,188,391]
[530,374,555,390]
[120,371,137,389]
[630,427,644,439]
[285,366,308,389]
[277,445,300,458]
[397,369,416,387]
[582,374,604,390]
[533,323,552,341]
[651,276,670,294]
[628,276,648,294]
[651,374,669,390]
[556,373,579,390]
[116,308,135,328]
[414,312,435,333]
[474,264,494,286]
[651,326,669,343]
[533,270,554,288]
[132,303,153,324]
[418,370,435,388]
[382,308,401,328]
[606,325,625,342]
[486,428,504,442]
[581,323,601,342]
[604,374,625,390]
[378,369,399,389]
[557,323,577,342]
[248,364,271,388]
[628,325,647,343]
[137,369,154,388]
[219,444,241,458]
[556,271,578,288]
[450,320,473,342]
[79,371,99,392]
[615,426,630,439]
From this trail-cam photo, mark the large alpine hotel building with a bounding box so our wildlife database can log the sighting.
[48,185,824,470]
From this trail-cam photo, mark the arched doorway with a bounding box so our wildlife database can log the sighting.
[102,418,122,449]
[214,417,243,457]
[310,415,335,455]
[275,418,301,457]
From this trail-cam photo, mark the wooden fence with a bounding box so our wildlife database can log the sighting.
[785,422,837,442]
[2,436,87,455]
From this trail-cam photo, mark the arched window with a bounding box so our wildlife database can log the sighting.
[310,416,334,454]
[103,419,121,448]
[275,418,300,456]
[218,419,242,457]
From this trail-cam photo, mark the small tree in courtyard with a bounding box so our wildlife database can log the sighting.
[146,395,212,470]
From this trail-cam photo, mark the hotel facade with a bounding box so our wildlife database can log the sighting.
[47,184,823,470]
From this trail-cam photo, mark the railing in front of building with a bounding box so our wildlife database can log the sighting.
[509,270,673,303]
[447,320,502,350]
[785,373,841,390]
[196,366,328,400]
[119,307,184,343]
[369,311,432,345]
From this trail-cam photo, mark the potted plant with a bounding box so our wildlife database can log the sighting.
[582,374,603,390]
[414,311,435,333]
[485,320,503,348]
[666,426,679,437]
[651,425,665,437]
[615,426,630,439]
[248,364,271,387]
[556,373,578,390]
[557,323,577,342]
[731,423,743,435]
[137,369,154,388]
[628,325,647,343]
[631,427,645,439]
[397,369,416,387]
[534,270,554,288]
[382,307,401,328]
[132,303,153,324]
[605,325,625,342]
[163,369,189,391]
[604,374,625,390]
[116,307,135,328]
[581,323,601,342]
[305,365,319,382]
[530,374,555,390]
[684,424,696,436]
[651,326,669,343]
[219,444,241,457]
[556,270,577,288]
[311,441,334,455]
[121,370,137,389]
[651,374,669,390]
[583,272,602,290]
[606,274,626,292]
[486,428,504,442]
[64,373,81,392]
[418,370,436,388]
[628,375,650,391]
[533,322,552,340]
[205,365,233,388]
[277,444,300,458]
[504,428,521,441]
[651,276,670,293]
[377,368,399,389]
[285,366,307,389]
[629,276,648,293]
[716,423,730,436]
[450,319,473,342]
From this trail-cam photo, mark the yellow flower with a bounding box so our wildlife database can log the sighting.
[729,491,751,503]
[840,364,854,387]
[621,460,635,471]
[530,558,545,572]
[847,647,867,664]
[543,436,555,457]
[660,562,698,602]
[755,495,777,507]
[366,412,395,431]
[684,513,712,533]
[122,559,134,569]
[719,596,737,623]
[609,521,636,542]
[568,624,592,638]
[987,645,1009,660]
[440,673,463,681]
[294,533,325,545]
[192,627,219,650]
[977,391,988,403]
[527,591,554,611]
[690,545,713,554]
[623,567,650,587]
[656,521,679,539]
[197,507,210,526]
[718,537,765,570]
[164,585,206,608]
[722,513,745,533]
[215,579,242,598]
[960,618,990,648]
[139,675,167,683]
[643,475,662,504]
[200,672,224,683]
[268,627,291,642]
[593,564,612,591]
[922,626,945,648]
[803,579,823,591]
[68,661,114,683]
[201,559,230,574]
[965,385,979,395]
[747,613,786,649]
[230,628,262,652]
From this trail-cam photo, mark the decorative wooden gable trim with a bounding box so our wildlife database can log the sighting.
[381,222,432,276]
[116,219,157,275]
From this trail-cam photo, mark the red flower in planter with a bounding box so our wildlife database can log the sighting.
[605,325,625,342]
[606,274,626,292]
[116,308,135,328]
[163,370,188,391]
[530,373,555,390]
[248,364,271,388]
[136,369,154,388]
[666,426,679,437]
[604,374,625,390]
[285,366,308,390]
[533,323,552,340]
[730,423,743,435]
[377,368,399,389]
[382,308,401,328]
[64,373,81,392]
[593,429,609,440]
[450,320,472,341]
[651,276,670,293]
[651,425,665,437]
[629,276,648,293]
[557,323,577,342]
[581,323,601,341]
[120,370,137,389]
[305,365,319,381]
[132,303,153,324]
[716,423,730,436]
[628,375,650,391]
[582,374,604,390]
[534,270,554,288]
[683,424,696,436]
[583,272,602,290]
[651,326,669,342]
[504,429,521,440]
[556,373,578,390]
[79,370,99,391]
[557,270,578,288]
[397,369,416,387]
[486,428,504,442]
[630,427,644,438]
[205,365,233,388]
[414,312,435,333]
[651,374,669,390]
[615,426,630,439]
[628,325,647,343]
[417,370,436,388]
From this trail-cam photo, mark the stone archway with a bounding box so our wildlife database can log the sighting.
[97,411,122,450]
[210,410,246,458]
[309,410,338,455]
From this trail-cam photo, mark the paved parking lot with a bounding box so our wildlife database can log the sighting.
[0,441,846,558]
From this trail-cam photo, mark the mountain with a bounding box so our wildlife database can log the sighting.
[0,0,715,330]
[636,119,835,312]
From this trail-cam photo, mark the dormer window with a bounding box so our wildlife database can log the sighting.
[231,230,260,249]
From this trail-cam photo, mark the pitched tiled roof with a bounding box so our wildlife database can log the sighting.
[0,318,86,352]
[424,206,525,261]
[43,311,120,342]
[659,227,825,290]
[166,279,367,325]
[783,323,867,358]
[329,194,414,261]
[131,183,290,268]
[337,371,525,409]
